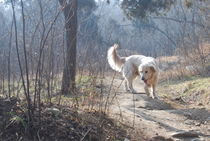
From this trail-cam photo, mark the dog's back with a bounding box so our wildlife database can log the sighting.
[107,44,158,72]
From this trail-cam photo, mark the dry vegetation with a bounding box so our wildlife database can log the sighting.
[1,45,209,140]
[0,0,210,140]
[157,44,210,109]
[1,43,209,140]
[158,76,210,109]
[158,43,210,81]
[0,73,148,141]
[0,97,131,141]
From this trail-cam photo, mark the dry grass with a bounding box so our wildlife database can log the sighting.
[158,76,210,109]
[157,42,210,82]
[157,55,180,63]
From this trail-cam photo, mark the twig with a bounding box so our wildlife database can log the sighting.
[132,91,136,128]
[37,129,41,141]
[80,127,92,141]
[104,71,117,112]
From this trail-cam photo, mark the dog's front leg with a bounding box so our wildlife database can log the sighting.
[152,84,158,99]
[150,87,155,99]
[150,84,158,99]
[144,85,150,96]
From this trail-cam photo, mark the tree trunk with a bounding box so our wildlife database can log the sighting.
[59,0,77,95]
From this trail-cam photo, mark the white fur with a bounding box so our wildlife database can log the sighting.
[107,44,159,99]
[107,44,125,72]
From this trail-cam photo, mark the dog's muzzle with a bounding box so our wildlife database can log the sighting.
[142,77,148,84]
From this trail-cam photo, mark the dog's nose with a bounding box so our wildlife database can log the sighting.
[141,77,145,80]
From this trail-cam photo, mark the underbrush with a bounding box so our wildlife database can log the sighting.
[0,97,131,141]
[0,73,147,141]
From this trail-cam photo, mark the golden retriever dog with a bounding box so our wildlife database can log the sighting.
[107,44,159,99]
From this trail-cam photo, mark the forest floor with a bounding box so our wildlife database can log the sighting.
[0,96,142,141]
[1,75,210,141]
[103,74,210,141]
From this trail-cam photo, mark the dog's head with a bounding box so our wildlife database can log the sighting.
[138,64,156,84]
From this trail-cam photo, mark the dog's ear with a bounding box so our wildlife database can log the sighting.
[149,66,156,73]
[138,65,143,72]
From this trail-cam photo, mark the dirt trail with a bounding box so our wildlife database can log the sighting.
[104,76,210,141]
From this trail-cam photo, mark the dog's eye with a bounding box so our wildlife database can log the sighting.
[145,71,148,73]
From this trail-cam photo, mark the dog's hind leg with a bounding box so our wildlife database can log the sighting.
[127,77,137,94]
[124,79,130,92]
[123,64,137,93]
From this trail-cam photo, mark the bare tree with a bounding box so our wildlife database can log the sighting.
[59,0,78,95]
[7,20,13,98]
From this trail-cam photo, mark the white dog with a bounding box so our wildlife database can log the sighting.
[107,44,159,99]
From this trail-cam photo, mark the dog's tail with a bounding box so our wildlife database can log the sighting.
[107,44,125,72]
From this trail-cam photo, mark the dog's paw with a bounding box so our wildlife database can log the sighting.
[151,96,155,99]
[149,95,159,99]
[148,95,155,99]
[125,89,131,93]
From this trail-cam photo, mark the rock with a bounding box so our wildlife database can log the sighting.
[195,122,201,126]
[184,120,194,125]
[45,107,60,115]
[206,116,210,122]
[149,136,173,141]
[197,103,203,106]
[191,138,205,141]
[172,131,199,138]
[124,138,130,141]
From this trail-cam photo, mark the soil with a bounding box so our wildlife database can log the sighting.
[104,76,210,141]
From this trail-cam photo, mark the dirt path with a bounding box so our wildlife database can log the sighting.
[104,76,210,141]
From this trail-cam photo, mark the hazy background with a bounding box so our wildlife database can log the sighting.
[0,0,209,76]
